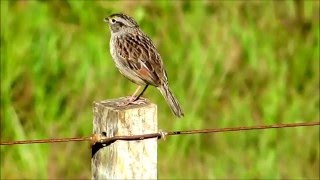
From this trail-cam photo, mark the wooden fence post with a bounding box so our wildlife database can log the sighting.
[91,97,158,179]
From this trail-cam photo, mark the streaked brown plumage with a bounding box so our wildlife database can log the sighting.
[104,13,184,118]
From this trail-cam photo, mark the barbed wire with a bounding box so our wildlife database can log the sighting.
[0,121,319,146]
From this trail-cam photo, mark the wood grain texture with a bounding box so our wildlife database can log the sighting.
[92,97,157,180]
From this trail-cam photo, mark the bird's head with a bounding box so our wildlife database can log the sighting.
[104,13,139,33]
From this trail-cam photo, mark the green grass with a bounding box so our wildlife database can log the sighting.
[1,1,319,179]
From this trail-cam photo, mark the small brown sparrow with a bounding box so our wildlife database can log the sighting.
[104,13,184,118]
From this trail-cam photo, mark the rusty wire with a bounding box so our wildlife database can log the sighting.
[0,121,319,146]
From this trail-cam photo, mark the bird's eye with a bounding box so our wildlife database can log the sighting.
[111,19,116,23]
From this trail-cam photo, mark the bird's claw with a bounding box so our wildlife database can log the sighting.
[116,96,146,107]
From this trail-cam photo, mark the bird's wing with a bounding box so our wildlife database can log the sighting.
[116,32,167,86]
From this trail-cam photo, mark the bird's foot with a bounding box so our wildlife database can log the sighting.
[116,96,146,107]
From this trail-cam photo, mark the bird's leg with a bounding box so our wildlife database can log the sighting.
[127,85,148,105]
[133,85,149,101]
[128,85,142,102]
[117,85,148,106]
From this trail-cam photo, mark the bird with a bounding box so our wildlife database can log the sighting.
[104,13,184,118]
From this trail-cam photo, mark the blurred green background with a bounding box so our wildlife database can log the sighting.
[1,0,319,179]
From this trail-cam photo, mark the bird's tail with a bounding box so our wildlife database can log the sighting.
[158,84,184,118]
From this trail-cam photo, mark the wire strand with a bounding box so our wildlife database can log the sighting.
[1,121,319,146]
